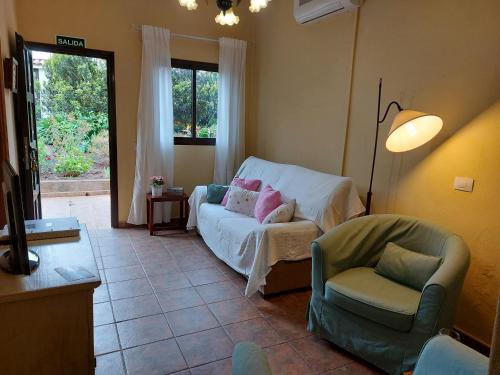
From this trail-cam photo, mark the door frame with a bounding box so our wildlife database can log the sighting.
[25,41,119,228]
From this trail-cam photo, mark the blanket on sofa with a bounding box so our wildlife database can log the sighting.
[187,157,365,296]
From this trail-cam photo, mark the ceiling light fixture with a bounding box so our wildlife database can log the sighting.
[178,0,271,26]
[179,0,198,10]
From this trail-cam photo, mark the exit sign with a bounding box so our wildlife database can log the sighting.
[56,35,85,48]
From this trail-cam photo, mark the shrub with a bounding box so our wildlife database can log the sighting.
[54,147,93,177]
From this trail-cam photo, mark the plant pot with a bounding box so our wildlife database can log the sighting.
[152,185,163,197]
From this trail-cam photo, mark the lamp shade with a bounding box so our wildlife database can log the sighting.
[385,110,443,152]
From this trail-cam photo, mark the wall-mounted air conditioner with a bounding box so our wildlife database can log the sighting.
[294,0,363,24]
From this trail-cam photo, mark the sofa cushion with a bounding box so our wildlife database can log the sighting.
[207,184,229,204]
[255,185,282,223]
[262,199,296,224]
[375,242,442,291]
[325,267,421,332]
[221,177,261,206]
[225,187,260,217]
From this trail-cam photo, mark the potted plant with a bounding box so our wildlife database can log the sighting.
[150,176,165,197]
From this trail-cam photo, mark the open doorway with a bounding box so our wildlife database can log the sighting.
[14,34,118,228]
[33,50,111,228]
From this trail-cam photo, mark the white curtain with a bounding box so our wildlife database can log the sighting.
[214,37,247,184]
[128,25,174,225]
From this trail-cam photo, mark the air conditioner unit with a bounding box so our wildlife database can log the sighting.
[294,0,363,24]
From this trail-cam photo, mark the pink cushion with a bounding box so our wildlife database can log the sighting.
[221,177,261,206]
[254,185,282,223]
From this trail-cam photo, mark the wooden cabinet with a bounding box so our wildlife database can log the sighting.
[0,225,100,374]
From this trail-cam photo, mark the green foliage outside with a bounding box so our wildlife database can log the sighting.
[35,54,109,178]
[172,68,217,138]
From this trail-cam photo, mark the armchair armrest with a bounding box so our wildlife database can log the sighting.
[311,216,388,295]
[413,335,488,375]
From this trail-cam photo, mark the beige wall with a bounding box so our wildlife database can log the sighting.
[15,0,256,224]
[1,0,19,171]
[253,0,500,343]
[9,0,500,343]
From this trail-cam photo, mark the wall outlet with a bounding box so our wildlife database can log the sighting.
[454,177,474,192]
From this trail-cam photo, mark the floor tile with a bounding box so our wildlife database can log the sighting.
[94,302,115,326]
[98,237,131,248]
[190,358,232,375]
[142,259,181,277]
[108,278,153,300]
[289,336,353,373]
[123,339,187,375]
[105,264,146,283]
[117,314,173,349]
[265,343,313,375]
[102,253,140,269]
[208,298,260,325]
[265,312,311,341]
[149,271,191,292]
[177,327,234,367]
[184,267,227,286]
[166,305,220,336]
[195,281,242,304]
[94,324,120,356]
[95,351,126,375]
[250,292,307,318]
[156,287,205,312]
[94,284,110,303]
[99,243,135,257]
[137,250,174,265]
[176,254,216,271]
[112,294,162,322]
[96,257,104,270]
[224,317,284,348]
[99,269,107,283]
[132,239,165,251]
[323,361,383,375]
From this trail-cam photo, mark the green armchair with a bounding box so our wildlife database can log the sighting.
[307,214,470,375]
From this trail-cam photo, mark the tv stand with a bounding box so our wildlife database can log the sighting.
[0,225,100,374]
[0,248,40,274]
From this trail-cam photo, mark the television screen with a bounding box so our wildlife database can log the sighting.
[0,160,39,275]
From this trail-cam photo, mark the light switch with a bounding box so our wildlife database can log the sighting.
[454,177,474,192]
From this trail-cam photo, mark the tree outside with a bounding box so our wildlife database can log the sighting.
[172,68,217,138]
[35,53,110,179]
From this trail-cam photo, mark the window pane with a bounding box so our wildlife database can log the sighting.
[172,68,192,137]
[196,70,217,138]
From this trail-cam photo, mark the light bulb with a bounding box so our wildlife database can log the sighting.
[249,0,271,13]
[179,0,198,10]
[215,8,240,26]
[405,122,417,136]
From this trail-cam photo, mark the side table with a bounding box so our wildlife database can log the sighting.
[146,192,189,235]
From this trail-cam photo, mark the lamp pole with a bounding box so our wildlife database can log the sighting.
[366,78,403,215]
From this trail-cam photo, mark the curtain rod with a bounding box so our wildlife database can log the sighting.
[131,24,218,43]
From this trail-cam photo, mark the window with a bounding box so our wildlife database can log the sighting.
[172,59,218,145]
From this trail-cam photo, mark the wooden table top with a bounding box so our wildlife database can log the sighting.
[146,192,188,202]
[0,225,100,304]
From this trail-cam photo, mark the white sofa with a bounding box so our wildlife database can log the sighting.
[187,157,365,296]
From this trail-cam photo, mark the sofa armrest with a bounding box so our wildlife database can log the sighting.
[232,342,273,375]
[187,185,208,229]
[413,335,488,375]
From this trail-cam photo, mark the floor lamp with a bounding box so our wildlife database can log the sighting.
[366,78,443,215]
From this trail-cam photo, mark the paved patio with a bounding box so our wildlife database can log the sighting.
[42,194,111,229]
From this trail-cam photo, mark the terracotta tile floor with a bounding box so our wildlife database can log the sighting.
[90,228,383,375]
[42,194,111,229]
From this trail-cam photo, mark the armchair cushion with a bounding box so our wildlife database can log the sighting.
[325,267,421,332]
[375,242,442,291]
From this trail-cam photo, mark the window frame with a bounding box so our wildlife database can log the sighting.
[172,58,218,146]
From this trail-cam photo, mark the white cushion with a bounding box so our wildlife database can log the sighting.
[225,187,259,217]
[263,199,296,224]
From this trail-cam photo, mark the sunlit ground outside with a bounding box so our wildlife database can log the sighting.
[41,195,111,229]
